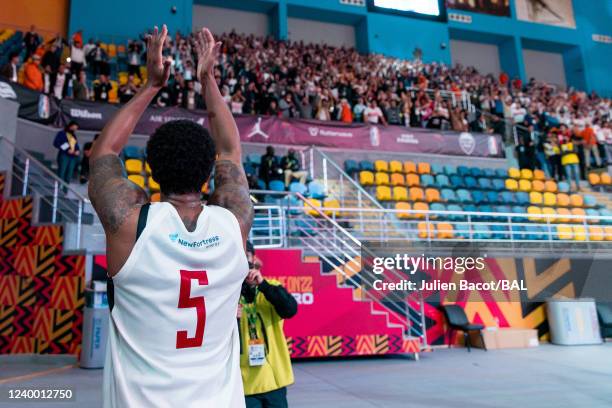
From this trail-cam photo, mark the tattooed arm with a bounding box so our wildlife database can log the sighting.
[195,28,253,244]
[88,26,171,276]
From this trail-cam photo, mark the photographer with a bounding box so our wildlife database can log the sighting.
[239,242,297,408]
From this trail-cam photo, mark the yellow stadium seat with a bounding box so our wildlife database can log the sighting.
[505,179,518,191]
[543,192,557,207]
[393,186,408,202]
[544,180,558,193]
[374,160,389,172]
[533,169,546,181]
[589,226,604,241]
[600,173,612,185]
[588,173,600,185]
[409,187,425,202]
[403,161,417,174]
[150,192,161,202]
[323,199,340,217]
[556,225,573,240]
[425,188,440,203]
[117,44,126,54]
[128,175,145,188]
[437,223,454,239]
[145,162,152,174]
[572,226,587,241]
[395,202,411,219]
[519,179,532,192]
[508,167,521,179]
[139,66,147,79]
[125,159,143,174]
[406,173,420,187]
[520,169,533,180]
[570,208,586,223]
[557,193,570,207]
[605,226,612,241]
[376,186,392,201]
[109,80,119,103]
[304,199,322,217]
[412,202,429,219]
[100,43,108,52]
[527,206,541,222]
[390,173,405,186]
[532,180,545,192]
[556,208,571,223]
[108,43,117,58]
[359,171,374,186]
[389,160,403,173]
[118,72,128,85]
[570,194,584,207]
[148,177,160,192]
[542,207,556,223]
[417,222,435,239]
[417,162,431,174]
[529,191,543,205]
[375,172,390,185]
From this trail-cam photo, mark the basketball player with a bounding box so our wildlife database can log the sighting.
[88,25,253,407]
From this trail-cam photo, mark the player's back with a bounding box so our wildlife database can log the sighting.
[103,202,248,408]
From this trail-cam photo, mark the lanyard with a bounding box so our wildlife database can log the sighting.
[240,288,259,340]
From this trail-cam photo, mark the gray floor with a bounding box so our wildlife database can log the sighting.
[1,344,611,407]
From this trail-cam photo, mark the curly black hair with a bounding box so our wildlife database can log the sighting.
[146,120,216,195]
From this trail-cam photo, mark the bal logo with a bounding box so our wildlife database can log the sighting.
[459,132,476,155]
[169,233,179,242]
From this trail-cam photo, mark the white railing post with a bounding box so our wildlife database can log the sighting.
[22,158,30,196]
[309,147,314,179]
[77,200,83,248]
[52,181,59,223]
[323,157,328,194]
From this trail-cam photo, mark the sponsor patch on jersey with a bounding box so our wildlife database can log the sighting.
[169,233,221,249]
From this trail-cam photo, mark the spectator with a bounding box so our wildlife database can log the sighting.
[53,121,81,186]
[23,55,43,91]
[281,149,307,188]
[118,74,140,103]
[297,95,313,119]
[23,25,41,59]
[93,74,112,102]
[364,100,386,125]
[88,42,109,76]
[560,137,581,191]
[279,93,296,118]
[83,39,96,63]
[580,122,602,169]
[180,80,204,110]
[70,42,86,76]
[314,98,331,121]
[259,146,281,188]
[352,97,367,122]
[73,70,90,100]
[338,98,353,123]
[1,52,20,82]
[239,242,296,408]
[51,63,69,99]
[544,134,562,181]
[127,40,143,79]
[42,45,60,72]
[383,100,401,125]
[80,134,99,184]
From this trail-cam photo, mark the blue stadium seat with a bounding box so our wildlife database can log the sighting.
[472,190,487,205]
[257,179,267,190]
[247,153,261,165]
[486,191,500,204]
[123,146,143,159]
[344,160,359,175]
[516,192,530,205]
[470,167,483,178]
[464,176,478,189]
[444,165,458,175]
[583,195,597,208]
[359,160,374,172]
[289,182,307,195]
[472,224,492,240]
[463,204,478,213]
[243,162,256,176]
[421,174,435,187]
[558,181,570,193]
[482,168,496,178]
[269,180,285,192]
[476,205,494,221]
[450,175,464,188]
[441,188,457,202]
[435,174,450,188]
[264,195,281,205]
[491,225,510,240]
[511,206,528,222]
[495,168,508,179]
[431,164,444,175]
[454,223,470,239]
[525,225,546,240]
[284,195,303,215]
[501,191,516,204]
[492,178,506,191]
[510,225,525,240]
[293,218,317,236]
[600,209,612,224]
[308,181,326,199]
[478,178,492,190]
[586,208,600,219]
[430,202,445,216]
[446,204,464,221]
[495,205,511,214]
[458,166,470,177]
[456,189,472,203]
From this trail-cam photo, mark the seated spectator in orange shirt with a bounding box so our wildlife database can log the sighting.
[23,55,43,91]
[581,124,601,169]
[339,99,353,123]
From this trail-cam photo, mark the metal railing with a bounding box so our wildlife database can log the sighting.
[249,204,284,248]
[0,137,91,247]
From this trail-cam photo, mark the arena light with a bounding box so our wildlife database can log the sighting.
[367,0,447,21]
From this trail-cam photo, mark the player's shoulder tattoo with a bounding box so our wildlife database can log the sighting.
[209,160,254,233]
[89,154,148,234]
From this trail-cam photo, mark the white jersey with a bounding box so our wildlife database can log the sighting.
[103,202,248,408]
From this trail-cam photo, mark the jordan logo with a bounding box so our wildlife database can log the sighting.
[247,117,269,139]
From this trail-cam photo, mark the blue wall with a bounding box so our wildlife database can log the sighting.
[68,0,611,95]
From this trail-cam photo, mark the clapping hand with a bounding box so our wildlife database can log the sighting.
[194,28,221,83]
[145,25,171,89]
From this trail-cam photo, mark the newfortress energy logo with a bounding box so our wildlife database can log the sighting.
[168,233,221,249]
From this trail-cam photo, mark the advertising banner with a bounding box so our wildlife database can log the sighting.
[0,79,59,125]
[515,0,576,28]
[446,0,510,17]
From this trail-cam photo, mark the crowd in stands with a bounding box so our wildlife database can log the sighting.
[2,26,611,189]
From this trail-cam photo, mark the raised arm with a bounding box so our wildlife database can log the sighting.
[88,25,170,275]
[195,28,253,244]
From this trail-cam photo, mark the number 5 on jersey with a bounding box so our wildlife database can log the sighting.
[176,270,208,349]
